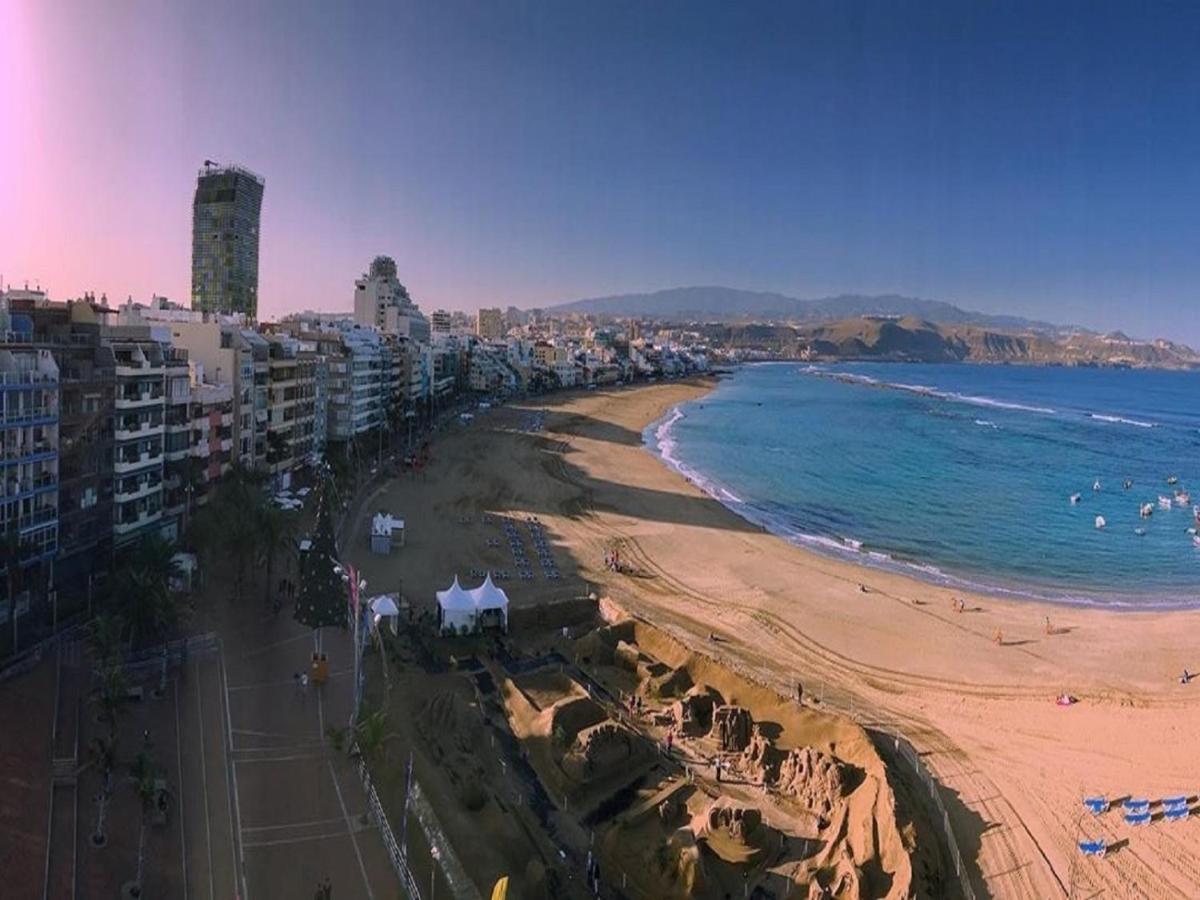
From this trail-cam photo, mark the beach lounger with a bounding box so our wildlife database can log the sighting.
[1124,810,1151,827]
[1123,798,1150,814]
[1083,797,1109,815]
[1165,806,1189,822]
[1077,839,1107,858]
[1162,795,1188,810]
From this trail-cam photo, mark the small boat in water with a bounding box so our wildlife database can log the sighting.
[1134,527,1147,536]
[1139,502,1155,518]
[1070,493,1082,505]
[1123,479,1134,490]
[1167,475,1179,486]
[1158,496,1174,511]
[1174,491,1191,507]
[1093,479,1102,492]
[1095,515,1107,529]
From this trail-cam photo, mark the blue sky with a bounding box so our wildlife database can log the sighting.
[4,0,1199,343]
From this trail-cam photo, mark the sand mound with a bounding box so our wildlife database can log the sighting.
[691,797,776,866]
[561,720,643,783]
[778,746,846,817]
[416,690,483,754]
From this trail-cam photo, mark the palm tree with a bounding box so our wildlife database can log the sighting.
[89,733,117,845]
[92,664,130,740]
[256,502,296,610]
[127,751,163,897]
[196,466,268,602]
[114,537,181,648]
[0,529,26,656]
[89,611,125,668]
[349,708,398,771]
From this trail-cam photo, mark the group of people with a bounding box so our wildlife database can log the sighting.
[603,547,623,572]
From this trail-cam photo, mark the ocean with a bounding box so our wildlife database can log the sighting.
[645,362,1200,608]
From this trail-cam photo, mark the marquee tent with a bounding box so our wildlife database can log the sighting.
[436,576,477,634]
[469,572,509,632]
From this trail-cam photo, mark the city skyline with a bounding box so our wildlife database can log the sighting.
[3,1,1200,344]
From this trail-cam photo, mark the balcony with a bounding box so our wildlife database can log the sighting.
[164,445,190,462]
[115,420,165,441]
[114,450,163,474]
[113,507,162,537]
[0,443,57,466]
[0,407,58,427]
[190,440,211,458]
[115,389,164,410]
[220,438,233,452]
[0,472,57,500]
[115,479,162,503]
[114,361,163,378]
[15,506,57,533]
[220,412,233,427]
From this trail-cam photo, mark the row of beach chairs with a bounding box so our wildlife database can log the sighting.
[1078,795,1193,856]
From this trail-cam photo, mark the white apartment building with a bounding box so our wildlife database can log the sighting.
[353,256,431,342]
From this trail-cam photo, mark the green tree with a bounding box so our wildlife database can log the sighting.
[193,465,267,602]
[0,529,27,655]
[113,536,181,648]
[349,708,398,770]
[256,502,296,610]
[89,611,125,667]
[89,733,117,845]
[127,751,163,896]
[294,484,346,632]
[92,664,130,740]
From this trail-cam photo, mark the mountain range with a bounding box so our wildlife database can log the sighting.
[546,286,1070,334]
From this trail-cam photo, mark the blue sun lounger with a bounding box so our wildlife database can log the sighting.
[1163,795,1188,811]
[1083,797,1108,815]
[1123,798,1150,814]
[1124,810,1152,826]
[1164,806,1189,822]
[1078,839,1107,857]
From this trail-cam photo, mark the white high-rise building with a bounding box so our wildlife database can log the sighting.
[353,256,430,343]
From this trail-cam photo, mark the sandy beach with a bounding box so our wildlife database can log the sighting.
[351,378,1200,898]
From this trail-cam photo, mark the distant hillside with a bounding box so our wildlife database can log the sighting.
[548,286,1067,333]
[777,317,1199,368]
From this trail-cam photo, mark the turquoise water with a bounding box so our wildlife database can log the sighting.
[646,363,1200,608]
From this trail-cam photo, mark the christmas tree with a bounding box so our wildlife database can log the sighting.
[294,482,347,631]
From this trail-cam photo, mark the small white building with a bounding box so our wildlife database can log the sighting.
[370,512,405,554]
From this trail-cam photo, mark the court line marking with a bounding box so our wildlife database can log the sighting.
[240,632,313,658]
[232,752,328,765]
[174,677,188,900]
[195,660,214,900]
[220,648,248,900]
[328,760,375,900]
[243,829,359,850]
[241,815,353,834]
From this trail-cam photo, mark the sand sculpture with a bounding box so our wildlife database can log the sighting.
[691,797,776,866]
[777,746,846,817]
[671,684,721,736]
[710,704,753,751]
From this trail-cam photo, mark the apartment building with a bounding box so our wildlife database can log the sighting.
[106,329,171,549]
[0,307,60,648]
[265,335,317,482]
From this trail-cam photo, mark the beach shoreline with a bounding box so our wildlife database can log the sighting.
[352,378,1200,898]
[642,380,1200,612]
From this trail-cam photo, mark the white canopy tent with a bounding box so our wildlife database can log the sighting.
[435,573,510,635]
[469,572,509,633]
[370,594,401,634]
[436,576,477,634]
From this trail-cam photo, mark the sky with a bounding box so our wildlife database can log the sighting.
[2,0,1199,344]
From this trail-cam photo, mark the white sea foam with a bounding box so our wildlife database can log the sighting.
[1088,413,1157,429]
[812,371,1058,415]
[974,419,998,429]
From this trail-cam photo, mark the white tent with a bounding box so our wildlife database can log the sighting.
[436,576,476,634]
[469,572,509,633]
[370,512,405,553]
[370,594,401,634]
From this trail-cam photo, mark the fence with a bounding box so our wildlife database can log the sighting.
[353,748,423,900]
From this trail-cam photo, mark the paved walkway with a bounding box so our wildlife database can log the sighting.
[178,596,396,900]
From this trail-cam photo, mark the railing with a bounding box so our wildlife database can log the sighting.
[353,752,423,899]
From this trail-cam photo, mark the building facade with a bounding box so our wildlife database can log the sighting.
[191,162,265,318]
[352,256,430,342]
[476,307,504,340]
